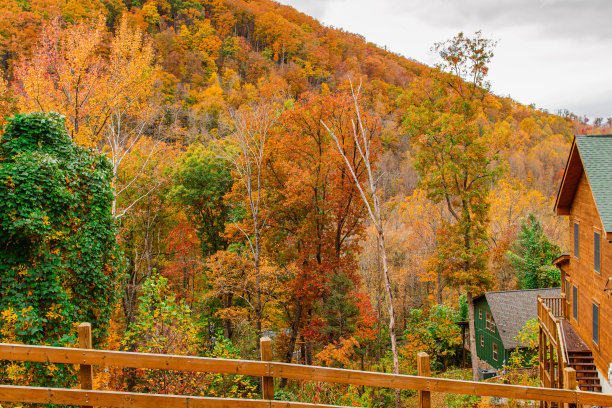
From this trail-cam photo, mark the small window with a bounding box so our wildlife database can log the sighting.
[573,285,578,322]
[481,335,485,347]
[493,343,499,362]
[593,303,599,345]
[594,231,601,273]
[486,312,496,333]
[565,280,570,302]
[574,222,580,259]
[479,308,482,320]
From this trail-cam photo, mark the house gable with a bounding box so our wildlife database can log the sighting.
[556,135,612,240]
[555,139,582,216]
[473,296,506,370]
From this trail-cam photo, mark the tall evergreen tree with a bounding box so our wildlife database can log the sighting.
[507,214,561,289]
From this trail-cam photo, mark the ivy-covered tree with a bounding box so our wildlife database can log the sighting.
[0,112,122,386]
[507,214,561,289]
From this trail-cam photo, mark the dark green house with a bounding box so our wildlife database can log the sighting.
[473,288,560,370]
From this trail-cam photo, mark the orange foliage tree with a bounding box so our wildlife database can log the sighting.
[265,91,376,369]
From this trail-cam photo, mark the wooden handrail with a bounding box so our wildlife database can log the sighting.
[537,296,570,392]
[0,385,354,408]
[0,343,269,376]
[2,343,612,405]
[557,318,569,375]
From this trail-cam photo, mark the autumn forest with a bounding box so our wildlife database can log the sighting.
[0,0,607,407]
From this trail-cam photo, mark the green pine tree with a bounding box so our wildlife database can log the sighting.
[507,214,561,289]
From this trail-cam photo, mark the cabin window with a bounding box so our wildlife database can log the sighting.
[593,303,599,345]
[574,222,579,259]
[594,231,601,273]
[572,285,578,322]
[493,343,498,362]
[481,335,484,347]
[565,280,570,302]
[485,312,496,333]
[479,308,482,320]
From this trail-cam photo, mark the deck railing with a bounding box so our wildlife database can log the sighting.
[537,296,576,407]
[540,296,566,318]
[1,322,611,407]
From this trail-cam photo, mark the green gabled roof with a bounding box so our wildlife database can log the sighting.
[574,135,612,235]
[555,134,612,238]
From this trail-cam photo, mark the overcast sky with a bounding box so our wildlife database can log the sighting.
[277,0,612,120]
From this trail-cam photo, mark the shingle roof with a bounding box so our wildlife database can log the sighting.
[481,288,561,350]
[574,135,612,235]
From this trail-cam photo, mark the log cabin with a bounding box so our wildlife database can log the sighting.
[539,134,612,400]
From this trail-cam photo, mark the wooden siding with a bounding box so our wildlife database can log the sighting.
[567,171,612,382]
[474,298,508,370]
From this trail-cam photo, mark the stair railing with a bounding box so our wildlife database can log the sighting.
[537,296,568,391]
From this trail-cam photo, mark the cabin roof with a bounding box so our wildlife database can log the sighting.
[475,288,561,350]
[555,135,612,238]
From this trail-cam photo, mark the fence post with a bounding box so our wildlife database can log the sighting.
[260,337,274,400]
[417,352,431,408]
[563,367,577,408]
[78,322,93,408]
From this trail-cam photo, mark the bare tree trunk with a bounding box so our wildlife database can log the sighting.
[378,231,401,407]
[280,300,303,388]
[467,291,480,381]
[324,80,402,408]
[222,294,234,339]
[437,271,444,304]
[254,243,262,345]
[221,104,278,351]
[106,105,168,220]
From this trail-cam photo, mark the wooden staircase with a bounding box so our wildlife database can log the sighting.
[568,350,602,392]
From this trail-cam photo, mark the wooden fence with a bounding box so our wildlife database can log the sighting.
[1,323,612,407]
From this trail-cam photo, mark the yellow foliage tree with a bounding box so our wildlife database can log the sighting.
[15,16,155,148]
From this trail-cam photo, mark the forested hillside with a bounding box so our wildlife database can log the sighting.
[0,0,609,406]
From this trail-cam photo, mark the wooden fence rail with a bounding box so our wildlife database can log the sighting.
[2,328,612,407]
[0,385,353,408]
